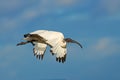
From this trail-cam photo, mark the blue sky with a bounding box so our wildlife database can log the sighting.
[0,0,120,80]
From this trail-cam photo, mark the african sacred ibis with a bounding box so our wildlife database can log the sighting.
[17,30,82,63]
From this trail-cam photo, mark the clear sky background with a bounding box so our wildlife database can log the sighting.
[0,0,120,80]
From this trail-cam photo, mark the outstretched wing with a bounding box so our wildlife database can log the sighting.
[33,42,47,60]
[49,40,67,63]
[51,45,67,63]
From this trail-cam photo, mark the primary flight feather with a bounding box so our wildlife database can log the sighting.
[17,30,82,63]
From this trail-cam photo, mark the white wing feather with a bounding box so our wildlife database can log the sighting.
[33,42,47,59]
[31,30,67,62]
[50,38,67,62]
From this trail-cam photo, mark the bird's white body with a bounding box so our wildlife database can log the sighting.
[30,30,67,59]
[30,30,66,46]
[17,30,82,63]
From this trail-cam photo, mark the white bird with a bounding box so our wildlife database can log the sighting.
[17,30,82,63]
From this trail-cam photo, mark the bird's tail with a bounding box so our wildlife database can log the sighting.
[64,38,83,48]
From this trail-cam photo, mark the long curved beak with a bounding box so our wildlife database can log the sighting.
[65,38,83,48]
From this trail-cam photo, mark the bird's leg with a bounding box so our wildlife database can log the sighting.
[16,41,30,46]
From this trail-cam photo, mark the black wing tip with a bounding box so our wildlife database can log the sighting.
[34,54,44,60]
[50,50,54,56]
[56,54,66,63]
[33,48,45,60]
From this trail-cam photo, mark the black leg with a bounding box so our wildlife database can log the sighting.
[16,41,30,46]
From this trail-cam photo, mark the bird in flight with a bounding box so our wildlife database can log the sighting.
[17,30,82,63]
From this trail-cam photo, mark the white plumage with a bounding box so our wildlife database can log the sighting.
[17,30,82,63]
